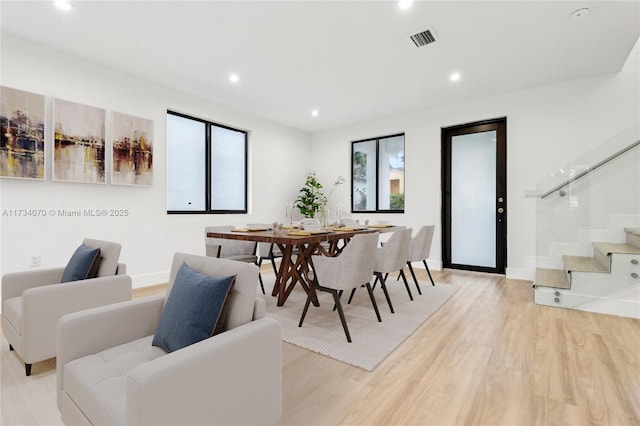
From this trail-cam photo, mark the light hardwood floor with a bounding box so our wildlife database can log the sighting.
[2,267,639,425]
[131,267,640,426]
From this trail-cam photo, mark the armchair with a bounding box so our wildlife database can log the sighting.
[57,252,282,426]
[2,238,130,376]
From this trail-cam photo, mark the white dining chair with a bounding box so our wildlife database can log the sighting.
[205,226,265,294]
[298,233,380,343]
[406,225,436,293]
[349,227,413,314]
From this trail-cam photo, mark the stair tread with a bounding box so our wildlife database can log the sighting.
[562,255,609,273]
[536,268,570,289]
[593,242,640,255]
[624,227,640,236]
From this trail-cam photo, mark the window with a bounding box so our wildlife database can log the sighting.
[167,111,247,213]
[352,133,405,213]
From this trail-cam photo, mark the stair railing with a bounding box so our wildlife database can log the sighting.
[535,121,640,278]
[540,139,640,199]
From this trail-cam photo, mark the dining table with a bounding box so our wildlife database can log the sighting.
[206,225,398,307]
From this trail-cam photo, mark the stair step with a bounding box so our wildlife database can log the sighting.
[593,241,640,256]
[624,228,640,249]
[563,255,609,273]
[625,227,640,236]
[535,268,570,289]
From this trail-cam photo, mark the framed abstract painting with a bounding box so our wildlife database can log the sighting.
[112,112,153,185]
[53,98,106,184]
[0,86,45,180]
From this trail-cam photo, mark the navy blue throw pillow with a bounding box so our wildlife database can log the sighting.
[152,263,236,353]
[60,244,102,283]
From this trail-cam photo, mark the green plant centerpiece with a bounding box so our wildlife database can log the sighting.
[295,172,326,218]
[295,173,345,223]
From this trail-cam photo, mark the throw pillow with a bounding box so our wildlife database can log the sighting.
[60,244,102,283]
[152,262,236,353]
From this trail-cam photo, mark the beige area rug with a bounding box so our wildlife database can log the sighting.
[261,276,459,371]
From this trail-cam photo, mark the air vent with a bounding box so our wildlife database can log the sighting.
[410,29,437,47]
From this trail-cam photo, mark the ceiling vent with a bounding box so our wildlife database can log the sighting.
[410,28,437,47]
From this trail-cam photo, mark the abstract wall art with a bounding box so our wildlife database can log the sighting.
[53,98,106,184]
[112,112,153,185]
[0,86,46,180]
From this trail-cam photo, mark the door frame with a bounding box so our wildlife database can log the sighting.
[441,117,507,274]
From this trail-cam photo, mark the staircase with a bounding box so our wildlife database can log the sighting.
[534,227,640,318]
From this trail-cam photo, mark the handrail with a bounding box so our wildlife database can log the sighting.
[540,139,640,199]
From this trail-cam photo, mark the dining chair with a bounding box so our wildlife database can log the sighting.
[350,227,413,314]
[258,243,282,276]
[298,232,380,343]
[405,225,436,293]
[204,226,265,294]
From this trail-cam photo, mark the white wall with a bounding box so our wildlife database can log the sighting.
[0,34,312,291]
[310,39,640,280]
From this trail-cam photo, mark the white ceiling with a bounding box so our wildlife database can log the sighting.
[1,1,638,133]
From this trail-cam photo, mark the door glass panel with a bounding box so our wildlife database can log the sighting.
[451,131,496,267]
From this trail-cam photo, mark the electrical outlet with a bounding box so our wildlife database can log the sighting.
[30,253,40,268]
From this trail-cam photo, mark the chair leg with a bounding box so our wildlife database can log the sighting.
[9,344,14,351]
[332,290,352,343]
[255,260,266,294]
[25,363,32,376]
[332,290,343,311]
[407,262,422,295]
[270,257,278,276]
[399,269,414,301]
[423,260,436,286]
[365,282,382,322]
[377,272,395,314]
[371,274,379,291]
[347,288,357,304]
[298,293,313,327]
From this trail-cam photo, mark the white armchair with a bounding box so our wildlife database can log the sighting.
[57,252,282,426]
[2,238,130,376]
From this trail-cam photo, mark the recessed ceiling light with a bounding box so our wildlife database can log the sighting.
[53,0,73,11]
[311,110,319,117]
[571,8,590,18]
[398,0,413,10]
[229,73,239,83]
[450,72,461,82]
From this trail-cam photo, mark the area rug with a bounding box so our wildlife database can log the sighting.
[260,277,459,371]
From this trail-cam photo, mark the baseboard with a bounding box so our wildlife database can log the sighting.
[506,266,535,281]
[409,259,443,271]
[132,271,170,289]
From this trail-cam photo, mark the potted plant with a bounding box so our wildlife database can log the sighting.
[295,173,345,223]
[295,172,325,218]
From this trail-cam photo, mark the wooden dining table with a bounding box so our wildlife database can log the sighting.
[206,226,397,307]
